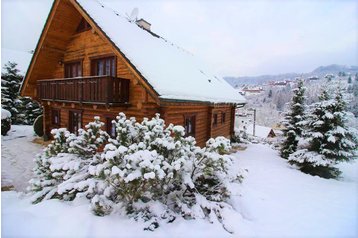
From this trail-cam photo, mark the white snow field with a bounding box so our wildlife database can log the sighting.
[2,126,358,237]
[1,125,41,191]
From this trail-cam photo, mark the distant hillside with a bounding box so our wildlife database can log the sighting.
[312,64,358,75]
[225,64,358,87]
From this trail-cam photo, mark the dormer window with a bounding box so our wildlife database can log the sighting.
[76,17,91,33]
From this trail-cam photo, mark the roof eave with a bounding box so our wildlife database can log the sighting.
[160,97,246,105]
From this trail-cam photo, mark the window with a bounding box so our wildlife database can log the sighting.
[213,113,218,127]
[69,110,82,134]
[106,117,117,138]
[184,115,196,137]
[91,57,116,77]
[64,61,82,78]
[221,112,226,124]
[51,109,60,127]
[76,17,91,33]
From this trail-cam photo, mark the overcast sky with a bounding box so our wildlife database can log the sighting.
[1,0,357,76]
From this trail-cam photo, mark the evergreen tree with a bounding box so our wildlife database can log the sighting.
[1,62,22,123]
[19,96,42,125]
[280,79,306,159]
[348,76,352,84]
[30,118,109,203]
[289,84,358,178]
[1,62,42,125]
[268,89,272,98]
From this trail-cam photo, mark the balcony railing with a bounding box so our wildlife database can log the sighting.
[37,76,129,105]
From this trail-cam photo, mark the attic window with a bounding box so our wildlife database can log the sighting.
[76,18,91,33]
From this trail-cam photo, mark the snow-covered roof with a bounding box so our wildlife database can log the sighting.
[76,0,246,104]
[246,124,275,138]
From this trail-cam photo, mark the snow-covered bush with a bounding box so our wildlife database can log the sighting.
[29,113,242,231]
[88,114,236,225]
[30,118,108,203]
[1,108,11,136]
[289,85,358,178]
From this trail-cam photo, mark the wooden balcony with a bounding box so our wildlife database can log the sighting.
[37,76,130,105]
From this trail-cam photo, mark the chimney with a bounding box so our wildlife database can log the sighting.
[136,18,151,31]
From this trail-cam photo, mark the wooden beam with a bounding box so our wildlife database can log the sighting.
[42,45,66,54]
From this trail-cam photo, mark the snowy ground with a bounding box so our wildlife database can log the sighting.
[2,126,358,237]
[1,125,42,191]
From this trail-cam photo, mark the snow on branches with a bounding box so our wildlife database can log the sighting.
[281,79,306,159]
[288,82,358,178]
[29,113,243,231]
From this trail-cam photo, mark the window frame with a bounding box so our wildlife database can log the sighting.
[76,17,92,33]
[51,109,61,127]
[184,114,196,137]
[213,113,218,127]
[90,56,116,77]
[69,110,83,135]
[64,60,82,78]
[105,116,117,138]
[221,112,226,124]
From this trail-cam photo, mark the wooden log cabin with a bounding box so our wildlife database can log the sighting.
[20,0,246,147]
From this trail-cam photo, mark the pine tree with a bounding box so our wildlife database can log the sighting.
[1,62,22,123]
[348,76,352,84]
[29,113,242,231]
[289,84,358,178]
[280,79,306,159]
[19,96,42,125]
[1,61,42,125]
[30,118,109,203]
[67,116,109,157]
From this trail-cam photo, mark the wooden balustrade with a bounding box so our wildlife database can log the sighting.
[37,76,129,105]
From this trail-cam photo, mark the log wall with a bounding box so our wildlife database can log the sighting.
[24,0,237,147]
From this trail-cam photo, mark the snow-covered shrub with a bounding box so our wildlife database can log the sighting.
[1,108,11,136]
[232,128,249,144]
[89,114,237,223]
[29,113,242,231]
[30,118,108,203]
[289,85,358,178]
[68,117,109,157]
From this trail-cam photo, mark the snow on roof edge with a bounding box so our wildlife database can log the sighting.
[75,0,246,104]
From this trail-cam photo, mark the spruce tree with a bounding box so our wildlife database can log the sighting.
[348,76,352,84]
[280,79,306,159]
[1,62,42,125]
[1,62,22,123]
[289,84,358,178]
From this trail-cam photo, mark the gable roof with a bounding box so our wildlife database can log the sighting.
[247,124,276,138]
[75,0,245,104]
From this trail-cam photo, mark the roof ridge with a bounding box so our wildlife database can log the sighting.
[93,0,194,57]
